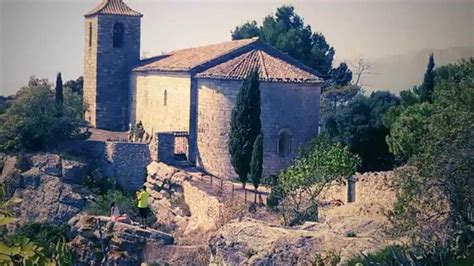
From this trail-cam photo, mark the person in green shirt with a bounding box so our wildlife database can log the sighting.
[136,185,150,228]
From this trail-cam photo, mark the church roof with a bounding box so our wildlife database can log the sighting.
[84,0,142,18]
[134,38,322,84]
[134,38,258,72]
[196,49,320,83]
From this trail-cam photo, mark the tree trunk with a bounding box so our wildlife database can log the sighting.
[254,188,258,203]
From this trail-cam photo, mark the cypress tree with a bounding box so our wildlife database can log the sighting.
[229,69,261,189]
[250,134,263,203]
[419,53,435,103]
[55,72,64,107]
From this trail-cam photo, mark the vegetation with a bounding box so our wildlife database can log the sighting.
[323,91,400,171]
[87,190,142,222]
[277,135,360,225]
[250,134,263,203]
[385,58,474,258]
[0,186,71,265]
[0,76,85,152]
[419,53,435,103]
[229,70,262,189]
[55,72,64,107]
[232,5,351,85]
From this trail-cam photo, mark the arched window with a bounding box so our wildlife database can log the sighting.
[164,90,168,106]
[113,23,124,48]
[89,22,92,47]
[277,131,291,157]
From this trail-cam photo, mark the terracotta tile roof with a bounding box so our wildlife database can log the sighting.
[85,0,142,17]
[196,49,321,83]
[134,38,258,72]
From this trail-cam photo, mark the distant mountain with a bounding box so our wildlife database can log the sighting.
[361,47,473,94]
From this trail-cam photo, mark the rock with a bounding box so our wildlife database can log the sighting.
[0,156,23,198]
[62,159,89,184]
[68,215,174,265]
[30,154,62,176]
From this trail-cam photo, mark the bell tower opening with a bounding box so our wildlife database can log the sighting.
[113,22,125,48]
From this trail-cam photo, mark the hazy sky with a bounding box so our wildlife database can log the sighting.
[0,0,473,95]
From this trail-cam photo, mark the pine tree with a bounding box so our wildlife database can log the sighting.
[55,72,63,107]
[229,70,261,189]
[419,53,435,103]
[250,134,263,203]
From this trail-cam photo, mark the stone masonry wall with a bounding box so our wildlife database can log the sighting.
[130,72,191,135]
[196,78,321,179]
[84,14,141,131]
[105,141,151,191]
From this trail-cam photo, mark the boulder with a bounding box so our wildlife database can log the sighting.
[0,156,23,198]
[12,174,85,224]
[30,154,62,176]
[68,215,174,265]
[62,159,89,184]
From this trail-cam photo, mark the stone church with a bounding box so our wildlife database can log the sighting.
[83,0,322,179]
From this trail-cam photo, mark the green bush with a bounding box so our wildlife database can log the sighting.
[12,223,69,258]
[0,76,84,152]
[347,245,474,266]
[345,231,357,238]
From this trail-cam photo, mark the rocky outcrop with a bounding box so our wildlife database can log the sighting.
[0,154,89,225]
[210,171,399,265]
[68,215,174,265]
[144,162,224,244]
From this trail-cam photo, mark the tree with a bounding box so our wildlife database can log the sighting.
[231,20,259,40]
[229,70,261,189]
[64,76,84,96]
[231,5,348,82]
[419,53,435,103]
[389,58,474,257]
[324,91,400,171]
[55,72,63,107]
[278,136,360,225]
[250,134,263,203]
[0,76,84,152]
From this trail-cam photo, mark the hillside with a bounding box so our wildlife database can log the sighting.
[362,46,473,93]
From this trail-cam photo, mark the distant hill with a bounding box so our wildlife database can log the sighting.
[361,46,473,94]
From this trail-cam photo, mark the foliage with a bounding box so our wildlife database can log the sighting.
[13,223,69,258]
[86,190,149,223]
[419,53,435,103]
[265,175,285,211]
[229,70,261,188]
[64,76,84,96]
[388,58,474,258]
[250,134,263,198]
[55,72,63,107]
[0,236,48,265]
[0,185,21,226]
[324,91,400,171]
[278,135,360,225]
[0,76,84,152]
[231,5,351,84]
[384,103,432,161]
[345,231,356,238]
[347,245,474,266]
[83,168,116,195]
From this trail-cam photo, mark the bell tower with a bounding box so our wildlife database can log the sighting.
[83,0,142,131]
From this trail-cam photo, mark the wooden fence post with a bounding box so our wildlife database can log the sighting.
[210,176,213,186]
[232,184,235,199]
[244,189,247,203]
[220,179,223,190]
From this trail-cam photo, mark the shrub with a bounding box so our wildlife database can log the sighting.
[345,231,357,238]
[312,249,341,266]
[0,76,84,152]
[278,135,360,225]
[13,223,70,258]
